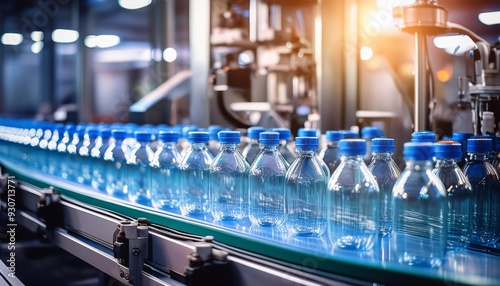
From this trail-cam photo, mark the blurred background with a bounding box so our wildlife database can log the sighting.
[0,0,499,156]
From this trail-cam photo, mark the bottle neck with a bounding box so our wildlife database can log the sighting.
[468,152,489,161]
[191,142,208,150]
[341,154,365,163]
[372,151,393,160]
[260,144,278,152]
[220,143,239,152]
[297,149,316,157]
[405,160,434,170]
[327,140,339,148]
[435,157,459,168]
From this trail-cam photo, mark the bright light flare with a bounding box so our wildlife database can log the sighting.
[433,35,476,55]
[478,11,500,26]
[360,46,373,61]
[31,31,44,41]
[163,47,177,62]
[52,29,79,43]
[1,33,23,45]
[119,0,152,10]
[31,41,44,53]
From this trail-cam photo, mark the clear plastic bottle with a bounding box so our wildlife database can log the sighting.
[392,142,447,268]
[90,128,112,192]
[285,137,327,236]
[328,139,380,250]
[38,123,54,173]
[66,124,86,182]
[451,132,473,168]
[179,131,213,216]
[271,128,296,165]
[297,128,330,181]
[127,131,154,206]
[210,131,250,221]
[320,130,342,175]
[433,141,473,249]
[78,127,100,185]
[242,126,265,165]
[208,125,223,157]
[103,129,128,199]
[47,124,65,176]
[463,138,500,246]
[58,125,76,180]
[150,130,183,212]
[249,132,289,226]
[361,126,384,165]
[368,138,401,237]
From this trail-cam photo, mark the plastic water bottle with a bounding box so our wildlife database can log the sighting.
[433,141,473,249]
[368,138,401,237]
[320,130,342,175]
[361,126,384,165]
[340,130,358,139]
[58,125,76,180]
[104,129,128,199]
[150,130,183,211]
[285,137,327,236]
[249,132,289,226]
[411,130,437,143]
[179,131,213,216]
[242,126,266,165]
[66,124,86,182]
[47,124,65,176]
[271,128,296,164]
[210,131,250,221]
[90,128,112,192]
[297,128,330,180]
[392,142,447,268]
[328,139,379,250]
[463,138,500,246]
[127,131,154,206]
[208,125,223,156]
[78,127,100,185]
[451,132,473,168]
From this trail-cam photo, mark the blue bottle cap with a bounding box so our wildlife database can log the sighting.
[134,131,152,142]
[411,130,437,143]
[325,130,343,142]
[259,132,279,145]
[434,141,462,159]
[361,126,384,139]
[371,138,395,153]
[403,142,434,161]
[99,128,112,139]
[218,131,240,144]
[158,130,179,142]
[55,124,66,135]
[270,128,291,141]
[182,125,198,138]
[112,129,127,140]
[451,132,473,142]
[66,126,77,135]
[76,125,87,136]
[467,138,493,153]
[188,131,209,143]
[339,139,367,156]
[247,126,266,139]
[208,125,223,140]
[297,128,318,137]
[295,137,319,150]
[340,130,359,139]
[86,127,100,138]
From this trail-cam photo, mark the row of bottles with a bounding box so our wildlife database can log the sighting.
[1,119,499,269]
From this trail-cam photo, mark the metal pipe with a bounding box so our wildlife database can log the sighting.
[414,31,428,131]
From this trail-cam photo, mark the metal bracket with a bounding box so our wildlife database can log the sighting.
[184,236,231,286]
[37,187,64,229]
[113,218,149,286]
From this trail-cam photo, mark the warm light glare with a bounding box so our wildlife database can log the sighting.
[31,41,44,54]
[478,11,500,25]
[377,0,415,9]
[52,29,79,43]
[31,31,43,42]
[436,69,451,82]
[360,46,373,61]
[1,33,23,45]
[163,47,177,62]
[119,0,152,10]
